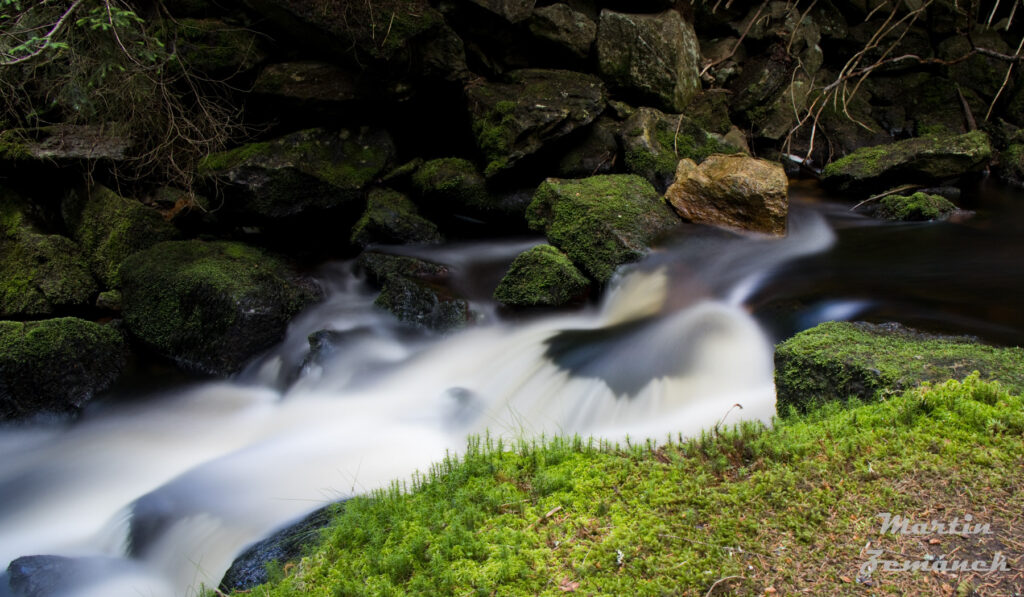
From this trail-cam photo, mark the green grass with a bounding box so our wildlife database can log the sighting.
[234,374,1024,596]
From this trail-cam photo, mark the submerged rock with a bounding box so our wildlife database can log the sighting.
[358,252,470,332]
[466,69,606,176]
[527,175,680,283]
[350,188,443,247]
[0,318,125,420]
[63,185,179,288]
[596,9,701,112]
[120,240,319,376]
[821,131,992,194]
[665,154,788,236]
[494,244,590,307]
[198,128,394,221]
[875,192,957,221]
[774,321,1024,414]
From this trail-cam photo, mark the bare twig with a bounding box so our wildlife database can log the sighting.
[849,184,922,212]
[704,575,744,597]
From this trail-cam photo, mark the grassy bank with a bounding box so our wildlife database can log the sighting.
[231,374,1023,596]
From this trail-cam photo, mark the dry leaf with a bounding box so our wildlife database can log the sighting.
[558,578,580,592]
[840,576,852,583]
[929,538,941,545]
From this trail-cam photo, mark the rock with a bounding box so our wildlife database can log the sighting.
[198,128,395,221]
[620,107,744,191]
[750,73,814,141]
[252,61,359,103]
[528,4,596,59]
[7,125,133,161]
[666,155,789,236]
[596,9,701,112]
[821,130,993,194]
[120,240,319,376]
[468,0,535,22]
[998,142,1024,185]
[494,244,590,307]
[556,117,619,178]
[729,44,796,129]
[938,29,1011,101]
[526,174,680,283]
[0,318,125,420]
[875,192,957,221]
[63,185,180,288]
[774,321,1024,414]
[358,252,470,332]
[0,197,97,319]
[96,290,122,312]
[350,188,443,247]
[410,158,492,215]
[466,69,606,176]
[171,18,266,77]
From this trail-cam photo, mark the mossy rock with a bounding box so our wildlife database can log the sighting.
[0,196,97,318]
[198,128,395,221]
[357,252,470,332]
[493,244,590,308]
[774,321,1024,415]
[620,107,744,191]
[63,185,180,288]
[120,240,319,376]
[997,142,1024,185]
[170,18,266,77]
[937,30,1010,100]
[876,192,956,221]
[351,188,442,247]
[821,131,992,194]
[410,158,491,215]
[526,175,680,283]
[0,318,125,420]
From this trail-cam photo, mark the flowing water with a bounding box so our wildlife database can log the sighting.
[1,181,1023,596]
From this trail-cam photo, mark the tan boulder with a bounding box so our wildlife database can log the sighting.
[665,154,788,236]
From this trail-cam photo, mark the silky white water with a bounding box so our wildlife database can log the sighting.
[0,210,834,597]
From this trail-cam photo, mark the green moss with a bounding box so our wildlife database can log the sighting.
[526,175,680,283]
[198,141,272,173]
[351,188,442,247]
[876,192,956,221]
[623,109,739,187]
[235,374,1024,596]
[774,321,1024,414]
[493,245,590,307]
[412,158,490,212]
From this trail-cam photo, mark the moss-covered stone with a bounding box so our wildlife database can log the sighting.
[350,188,442,247]
[620,107,744,191]
[411,158,491,214]
[198,128,394,221]
[357,252,470,332]
[937,30,1010,101]
[493,244,590,307]
[774,321,1024,414]
[821,130,992,194]
[120,240,319,375]
[0,318,125,420]
[63,185,180,288]
[876,192,956,221]
[526,175,680,283]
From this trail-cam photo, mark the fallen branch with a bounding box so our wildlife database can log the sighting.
[704,575,744,597]
[849,184,921,212]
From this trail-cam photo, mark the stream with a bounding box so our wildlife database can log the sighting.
[1,180,1022,596]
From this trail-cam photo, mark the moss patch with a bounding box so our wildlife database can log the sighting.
[774,321,1024,415]
[876,192,956,221]
[351,188,442,247]
[493,245,590,308]
[411,158,490,213]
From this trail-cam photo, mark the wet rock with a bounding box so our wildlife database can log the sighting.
[729,44,796,130]
[494,244,590,307]
[0,196,97,319]
[528,4,596,59]
[875,192,957,221]
[410,158,492,216]
[120,240,319,376]
[468,0,535,23]
[556,117,619,178]
[358,252,470,332]
[596,9,701,112]
[350,188,443,247]
[527,174,680,283]
[665,154,788,236]
[0,318,125,421]
[466,69,606,176]
[62,185,180,288]
[198,128,394,221]
[252,61,359,104]
[774,321,1024,414]
[821,130,993,194]
[620,107,744,191]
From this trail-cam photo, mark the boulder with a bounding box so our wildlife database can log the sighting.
[252,61,359,104]
[358,252,470,332]
[493,244,590,307]
[774,321,1024,414]
[528,4,596,59]
[729,44,797,129]
[821,131,993,194]
[120,240,319,376]
[556,117,619,178]
[63,185,180,288]
[526,174,680,283]
[875,192,957,221]
[0,318,125,420]
[620,106,744,191]
[350,188,443,247]
[3,125,133,161]
[466,69,606,176]
[937,29,1011,101]
[468,0,535,23]
[0,197,97,319]
[596,9,701,112]
[665,155,788,236]
[410,158,491,215]
[198,128,395,221]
